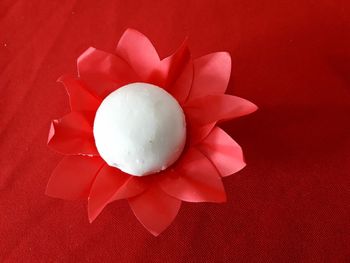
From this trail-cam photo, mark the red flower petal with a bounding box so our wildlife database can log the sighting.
[48,111,98,155]
[169,59,193,105]
[116,28,160,80]
[188,122,216,146]
[187,52,231,101]
[185,94,258,126]
[147,40,193,104]
[46,156,104,200]
[88,165,147,223]
[128,186,181,236]
[197,127,246,177]
[77,47,138,99]
[160,41,192,103]
[159,148,226,203]
[58,74,101,112]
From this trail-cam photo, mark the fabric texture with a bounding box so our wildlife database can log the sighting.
[1,0,350,261]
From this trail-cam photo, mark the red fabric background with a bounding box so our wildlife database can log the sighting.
[1,0,350,261]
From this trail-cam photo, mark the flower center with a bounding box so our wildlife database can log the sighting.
[93,83,186,176]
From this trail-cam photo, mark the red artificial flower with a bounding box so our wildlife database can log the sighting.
[46,29,257,236]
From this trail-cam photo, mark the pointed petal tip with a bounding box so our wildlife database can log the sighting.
[47,121,56,144]
[231,160,247,175]
[249,102,259,114]
[44,185,67,200]
[88,197,103,223]
[77,47,96,63]
[217,51,232,63]
[45,188,71,201]
[187,51,232,100]
[238,161,247,172]
[88,208,97,223]
[238,100,258,118]
[196,127,249,177]
[122,28,146,38]
[118,29,154,54]
[185,95,258,126]
[116,28,160,80]
[56,74,71,83]
[87,196,95,223]
[128,187,181,236]
[150,230,161,237]
[88,214,95,224]
[56,75,64,83]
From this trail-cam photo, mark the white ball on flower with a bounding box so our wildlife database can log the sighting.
[93,82,186,176]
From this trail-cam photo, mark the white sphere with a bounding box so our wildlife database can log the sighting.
[93,83,186,176]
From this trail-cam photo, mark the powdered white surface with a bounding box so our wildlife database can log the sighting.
[93,83,186,176]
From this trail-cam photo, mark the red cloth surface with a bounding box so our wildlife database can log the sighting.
[1,0,350,261]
